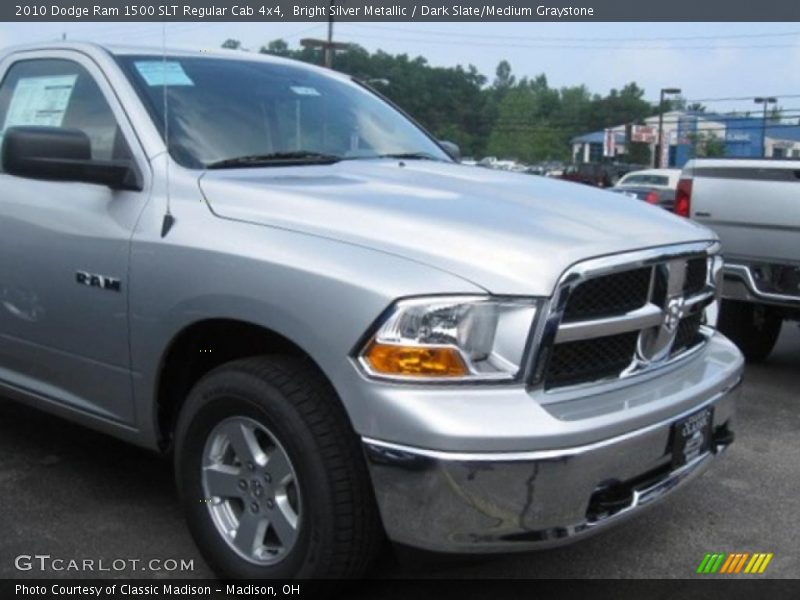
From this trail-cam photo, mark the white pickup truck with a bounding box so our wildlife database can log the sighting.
[680,158,800,361]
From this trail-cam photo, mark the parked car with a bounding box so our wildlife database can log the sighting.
[562,163,644,188]
[479,156,522,171]
[681,158,800,361]
[611,168,682,211]
[0,42,743,579]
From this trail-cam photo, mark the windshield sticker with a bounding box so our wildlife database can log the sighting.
[290,86,321,96]
[2,75,77,132]
[134,61,194,87]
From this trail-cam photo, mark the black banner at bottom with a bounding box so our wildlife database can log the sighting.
[3,579,800,600]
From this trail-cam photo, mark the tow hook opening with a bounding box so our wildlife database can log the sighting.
[586,421,734,523]
[586,463,671,523]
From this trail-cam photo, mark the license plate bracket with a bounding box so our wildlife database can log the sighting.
[671,407,714,468]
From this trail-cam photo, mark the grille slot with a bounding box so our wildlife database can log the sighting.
[545,331,638,389]
[671,312,704,356]
[684,258,708,296]
[562,267,651,322]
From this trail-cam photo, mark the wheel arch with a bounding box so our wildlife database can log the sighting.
[153,318,334,452]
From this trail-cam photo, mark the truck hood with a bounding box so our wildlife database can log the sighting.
[199,160,715,295]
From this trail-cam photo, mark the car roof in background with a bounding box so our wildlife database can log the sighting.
[621,168,682,177]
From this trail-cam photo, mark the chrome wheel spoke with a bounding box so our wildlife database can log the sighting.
[203,464,244,499]
[224,420,266,467]
[233,510,268,557]
[265,448,293,484]
[270,499,299,547]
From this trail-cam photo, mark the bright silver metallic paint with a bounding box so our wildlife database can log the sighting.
[0,42,744,554]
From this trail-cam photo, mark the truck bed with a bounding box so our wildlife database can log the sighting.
[687,158,800,264]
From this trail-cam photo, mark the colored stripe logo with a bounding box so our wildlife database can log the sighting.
[697,552,773,574]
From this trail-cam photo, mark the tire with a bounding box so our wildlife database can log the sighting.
[717,300,782,363]
[174,356,383,579]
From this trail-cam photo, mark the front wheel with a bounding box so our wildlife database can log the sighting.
[717,300,782,363]
[174,356,382,579]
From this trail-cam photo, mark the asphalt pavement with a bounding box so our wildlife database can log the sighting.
[1,326,798,580]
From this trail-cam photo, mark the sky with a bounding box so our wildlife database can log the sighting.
[2,21,799,115]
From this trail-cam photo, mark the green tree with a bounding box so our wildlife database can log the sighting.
[493,60,515,91]
[688,131,726,158]
[486,75,571,162]
[627,142,651,165]
[261,39,290,57]
[227,39,667,162]
[587,83,651,131]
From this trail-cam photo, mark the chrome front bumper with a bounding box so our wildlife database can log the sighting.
[363,379,739,553]
[723,262,800,308]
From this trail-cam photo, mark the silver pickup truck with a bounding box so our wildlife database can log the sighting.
[681,158,800,361]
[0,43,743,579]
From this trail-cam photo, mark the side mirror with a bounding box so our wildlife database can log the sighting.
[2,126,141,191]
[439,140,461,162]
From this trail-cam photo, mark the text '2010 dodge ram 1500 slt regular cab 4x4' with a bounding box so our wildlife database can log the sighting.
[0,43,743,579]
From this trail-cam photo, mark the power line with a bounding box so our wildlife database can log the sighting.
[461,111,800,131]
[684,93,800,103]
[282,23,326,40]
[58,22,204,41]
[335,29,800,51]
[343,23,800,43]
[492,115,800,127]
[491,123,800,136]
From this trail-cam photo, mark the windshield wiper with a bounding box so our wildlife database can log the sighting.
[206,151,343,169]
[373,152,442,161]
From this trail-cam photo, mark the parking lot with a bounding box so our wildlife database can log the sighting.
[1,326,798,581]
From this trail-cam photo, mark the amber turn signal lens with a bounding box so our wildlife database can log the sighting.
[363,343,468,377]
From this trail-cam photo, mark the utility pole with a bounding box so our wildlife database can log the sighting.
[755,97,777,158]
[300,0,349,68]
[325,7,334,68]
[655,87,681,168]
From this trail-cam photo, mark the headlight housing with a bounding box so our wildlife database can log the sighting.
[357,296,540,382]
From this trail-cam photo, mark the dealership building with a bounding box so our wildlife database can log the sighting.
[571,110,800,167]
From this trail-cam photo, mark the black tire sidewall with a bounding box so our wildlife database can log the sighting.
[718,300,782,362]
[174,369,337,579]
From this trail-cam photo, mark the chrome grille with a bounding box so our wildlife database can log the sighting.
[562,267,651,322]
[684,257,708,296]
[546,331,639,388]
[671,312,704,356]
[533,243,721,393]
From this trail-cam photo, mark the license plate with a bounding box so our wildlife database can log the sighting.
[671,407,713,468]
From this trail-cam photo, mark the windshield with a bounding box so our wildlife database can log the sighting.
[116,55,450,168]
[618,174,670,187]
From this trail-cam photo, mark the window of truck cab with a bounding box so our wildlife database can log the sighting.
[0,58,132,171]
[115,54,449,169]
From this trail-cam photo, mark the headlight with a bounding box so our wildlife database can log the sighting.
[357,296,540,381]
